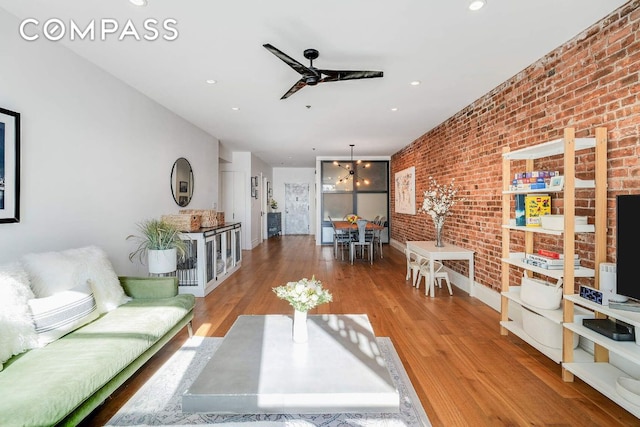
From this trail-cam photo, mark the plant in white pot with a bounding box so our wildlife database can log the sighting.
[127,219,188,274]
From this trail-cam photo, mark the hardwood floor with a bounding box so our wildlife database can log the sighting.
[83,236,638,426]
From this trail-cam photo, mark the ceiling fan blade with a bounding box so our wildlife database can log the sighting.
[319,70,384,82]
[263,43,311,76]
[281,78,307,100]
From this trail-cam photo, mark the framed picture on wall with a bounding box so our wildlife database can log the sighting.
[0,107,20,224]
[179,180,188,193]
[394,166,416,215]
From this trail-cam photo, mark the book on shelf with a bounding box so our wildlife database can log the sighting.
[526,253,580,266]
[525,194,551,227]
[537,248,561,259]
[523,258,580,270]
[537,249,579,260]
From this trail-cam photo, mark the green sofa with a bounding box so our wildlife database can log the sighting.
[0,276,195,427]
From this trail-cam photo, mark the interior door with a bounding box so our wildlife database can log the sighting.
[284,183,309,235]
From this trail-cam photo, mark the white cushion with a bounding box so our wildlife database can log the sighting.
[29,281,99,347]
[0,263,38,370]
[65,246,131,313]
[21,250,82,297]
[22,246,130,313]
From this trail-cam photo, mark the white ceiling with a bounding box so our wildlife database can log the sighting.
[0,0,627,167]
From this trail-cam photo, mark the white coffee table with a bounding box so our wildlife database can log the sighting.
[182,314,399,414]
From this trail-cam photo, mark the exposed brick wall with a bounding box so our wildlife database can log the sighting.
[391,2,640,292]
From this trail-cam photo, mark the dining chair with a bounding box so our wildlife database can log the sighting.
[372,216,386,259]
[350,219,373,265]
[405,248,422,285]
[416,258,453,296]
[328,215,351,260]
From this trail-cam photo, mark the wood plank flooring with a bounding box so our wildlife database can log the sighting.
[82,236,638,426]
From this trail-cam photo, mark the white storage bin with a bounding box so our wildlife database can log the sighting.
[541,214,587,231]
[522,307,579,349]
[520,275,562,310]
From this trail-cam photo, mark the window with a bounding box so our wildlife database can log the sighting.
[320,160,389,244]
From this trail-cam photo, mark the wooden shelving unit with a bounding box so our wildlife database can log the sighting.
[500,128,607,371]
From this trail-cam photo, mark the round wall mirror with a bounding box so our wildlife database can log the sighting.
[170,157,194,207]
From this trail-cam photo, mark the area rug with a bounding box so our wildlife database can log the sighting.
[107,336,431,426]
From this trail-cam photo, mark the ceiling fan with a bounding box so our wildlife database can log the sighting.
[263,43,383,100]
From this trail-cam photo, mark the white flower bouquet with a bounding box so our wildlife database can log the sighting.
[420,177,464,246]
[273,276,333,312]
[420,177,462,220]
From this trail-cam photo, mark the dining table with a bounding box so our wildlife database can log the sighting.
[332,220,385,262]
[406,240,475,297]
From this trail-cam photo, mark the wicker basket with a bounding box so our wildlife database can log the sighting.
[180,209,218,227]
[216,212,225,225]
[161,214,201,232]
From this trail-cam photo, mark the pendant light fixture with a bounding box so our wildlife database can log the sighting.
[333,144,371,186]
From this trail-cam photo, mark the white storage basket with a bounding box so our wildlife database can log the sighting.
[520,275,562,310]
[522,307,579,349]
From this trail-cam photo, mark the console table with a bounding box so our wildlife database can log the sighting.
[177,222,241,297]
[406,240,474,297]
[183,314,399,414]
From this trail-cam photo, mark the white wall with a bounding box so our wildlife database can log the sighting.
[273,167,316,236]
[251,154,271,247]
[219,152,274,249]
[219,152,251,249]
[0,9,219,275]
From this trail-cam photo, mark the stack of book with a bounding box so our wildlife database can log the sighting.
[523,250,580,270]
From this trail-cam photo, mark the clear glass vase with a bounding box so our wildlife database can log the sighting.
[433,216,445,247]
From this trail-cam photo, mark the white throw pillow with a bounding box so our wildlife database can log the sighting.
[21,250,82,297]
[0,263,38,370]
[65,246,131,313]
[29,281,99,347]
[22,246,130,313]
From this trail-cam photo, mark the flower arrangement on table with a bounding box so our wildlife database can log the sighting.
[273,276,333,343]
[273,276,333,312]
[419,177,464,247]
[346,214,359,224]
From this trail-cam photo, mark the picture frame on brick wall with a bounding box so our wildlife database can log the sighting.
[394,166,415,215]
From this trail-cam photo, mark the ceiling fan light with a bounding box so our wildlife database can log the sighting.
[468,0,486,11]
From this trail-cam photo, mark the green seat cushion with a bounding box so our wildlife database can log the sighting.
[0,295,194,427]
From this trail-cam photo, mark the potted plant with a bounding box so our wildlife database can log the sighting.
[127,219,188,274]
[270,198,278,212]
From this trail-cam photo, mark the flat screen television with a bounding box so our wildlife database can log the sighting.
[616,194,640,302]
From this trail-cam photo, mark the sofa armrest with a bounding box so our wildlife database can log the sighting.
[118,276,179,299]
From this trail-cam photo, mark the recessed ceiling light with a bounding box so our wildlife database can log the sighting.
[391,107,398,112]
[468,0,486,11]
[129,0,147,6]
[231,107,240,111]
[410,80,421,86]
[205,79,217,84]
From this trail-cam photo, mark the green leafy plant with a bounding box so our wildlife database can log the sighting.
[270,198,278,210]
[126,219,188,264]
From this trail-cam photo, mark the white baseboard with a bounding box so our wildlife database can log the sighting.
[390,238,500,313]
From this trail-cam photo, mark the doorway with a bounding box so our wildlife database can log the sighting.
[284,183,310,235]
